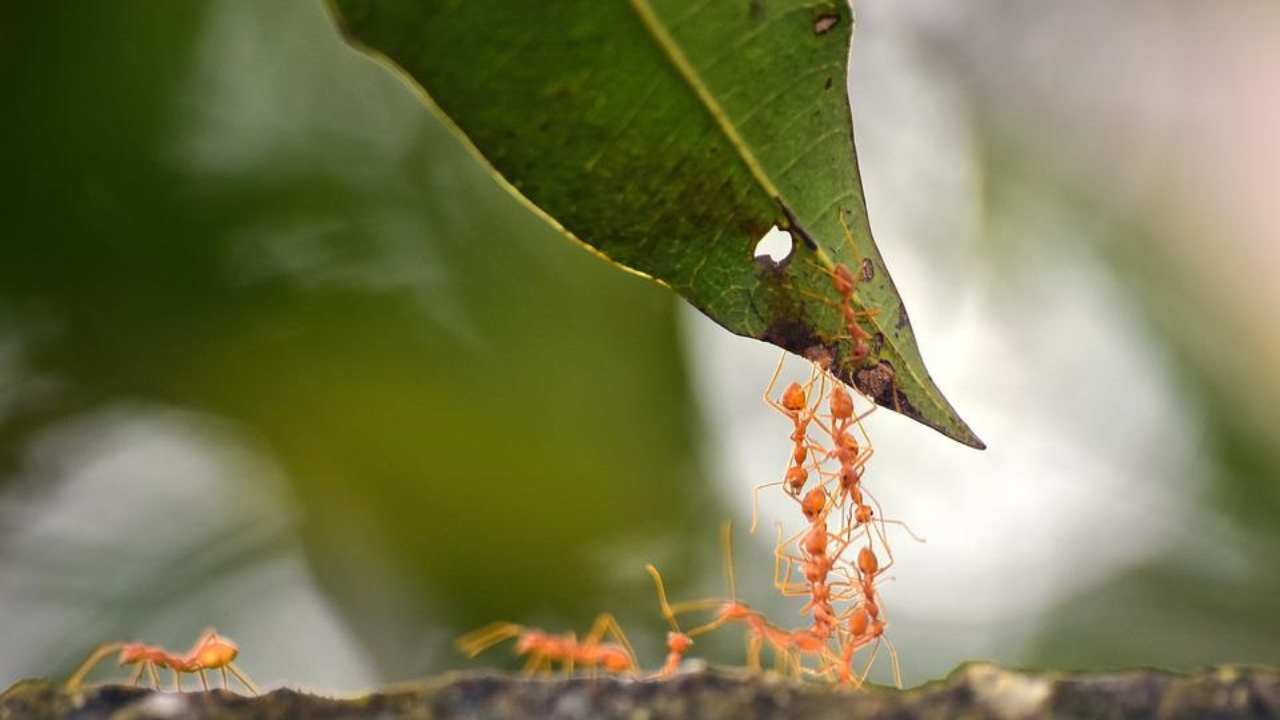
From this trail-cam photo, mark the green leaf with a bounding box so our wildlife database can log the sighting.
[327,0,985,449]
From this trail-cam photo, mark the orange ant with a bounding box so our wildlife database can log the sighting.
[771,499,859,641]
[646,524,786,673]
[800,210,882,365]
[652,523,844,678]
[456,614,638,677]
[65,629,259,694]
[753,353,829,532]
[837,545,901,688]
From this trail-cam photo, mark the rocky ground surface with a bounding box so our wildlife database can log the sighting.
[3,663,1279,719]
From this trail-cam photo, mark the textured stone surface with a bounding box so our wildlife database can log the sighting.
[4,664,1280,719]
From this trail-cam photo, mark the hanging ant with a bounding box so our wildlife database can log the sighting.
[799,210,882,366]
[838,545,902,688]
[753,354,830,532]
[65,629,258,695]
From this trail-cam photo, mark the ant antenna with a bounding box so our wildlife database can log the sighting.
[720,521,736,602]
[645,564,682,632]
[65,642,124,691]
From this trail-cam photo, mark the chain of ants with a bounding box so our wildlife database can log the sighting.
[456,237,920,688]
[64,219,906,692]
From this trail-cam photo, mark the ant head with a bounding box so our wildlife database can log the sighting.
[801,489,825,521]
[781,382,806,412]
[666,632,693,653]
[785,466,808,493]
[855,505,873,525]
[721,602,752,621]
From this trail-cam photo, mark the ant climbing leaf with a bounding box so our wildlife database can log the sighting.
[327,0,985,449]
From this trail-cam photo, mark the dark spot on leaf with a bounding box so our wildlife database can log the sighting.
[860,258,874,282]
[750,0,764,19]
[854,361,915,417]
[895,304,911,331]
[763,315,822,357]
[804,345,834,370]
[814,14,839,35]
[824,76,833,90]
[872,332,885,355]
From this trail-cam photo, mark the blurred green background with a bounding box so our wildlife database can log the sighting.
[2,1,1278,691]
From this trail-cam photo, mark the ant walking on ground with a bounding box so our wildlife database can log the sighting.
[66,629,259,695]
[456,613,638,677]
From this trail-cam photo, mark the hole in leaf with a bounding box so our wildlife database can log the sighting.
[753,226,793,264]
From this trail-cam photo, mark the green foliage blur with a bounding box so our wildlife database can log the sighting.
[3,0,1279,691]
[1,1,722,683]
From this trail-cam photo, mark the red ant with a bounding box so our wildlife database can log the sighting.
[645,524,785,673]
[65,629,258,694]
[838,545,901,688]
[799,210,882,366]
[653,523,844,678]
[771,498,859,642]
[753,353,831,532]
[456,614,637,677]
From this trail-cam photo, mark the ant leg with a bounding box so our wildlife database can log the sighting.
[562,634,577,677]
[761,351,791,414]
[456,622,523,657]
[199,669,210,692]
[225,661,257,691]
[584,613,638,670]
[172,668,182,693]
[857,640,882,688]
[127,664,145,687]
[751,479,785,533]
[65,642,124,690]
[668,598,729,615]
[884,637,903,689]
[147,662,162,689]
[221,667,230,690]
[229,663,260,695]
[519,652,543,676]
[745,632,763,672]
[719,522,738,601]
[685,614,731,638]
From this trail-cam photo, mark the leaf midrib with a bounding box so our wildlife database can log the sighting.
[627,0,952,418]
